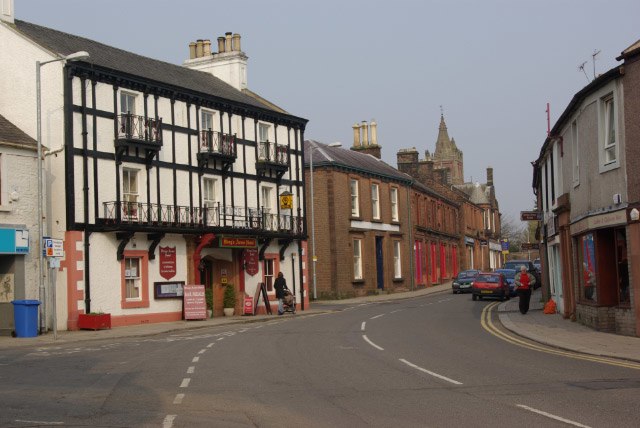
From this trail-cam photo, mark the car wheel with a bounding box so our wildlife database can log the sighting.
[453,290,457,294]
[478,295,482,300]
[472,294,477,301]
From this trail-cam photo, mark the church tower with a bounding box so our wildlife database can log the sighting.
[432,114,464,185]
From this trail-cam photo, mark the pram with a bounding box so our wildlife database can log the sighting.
[282,289,296,314]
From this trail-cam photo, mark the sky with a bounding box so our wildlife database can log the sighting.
[14,0,640,222]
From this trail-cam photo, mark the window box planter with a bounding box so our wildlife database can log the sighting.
[78,313,111,330]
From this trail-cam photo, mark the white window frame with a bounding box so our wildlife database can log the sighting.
[597,88,619,172]
[120,91,137,115]
[353,239,363,280]
[393,241,402,279]
[258,123,270,143]
[122,168,138,219]
[124,257,141,300]
[390,187,399,222]
[571,119,579,186]
[261,186,272,213]
[350,179,360,217]
[201,109,215,132]
[371,183,380,220]
[203,178,217,208]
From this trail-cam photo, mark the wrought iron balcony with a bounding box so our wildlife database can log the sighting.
[115,113,163,160]
[100,201,303,236]
[256,141,289,178]
[197,130,237,169]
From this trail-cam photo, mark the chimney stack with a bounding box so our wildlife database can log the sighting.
[353,123,361,147]
[486,167,494,186]
[361,121,369,147]
[203,39,212,56]
[1,0,14,24]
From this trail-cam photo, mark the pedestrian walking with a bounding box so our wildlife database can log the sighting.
[273,272,288,315]
[514,265,536,314]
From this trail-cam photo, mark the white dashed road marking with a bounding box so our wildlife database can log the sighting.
[187,366,195,374]
[207,343,215,348]
[370,314,385,320]
[362,335,384,351]
[192,356,200,363]
[217,337,225,341]
[399,359,463,385]
[198,349,206,354]
[516,405,591,428]
[173,394,185,404]
[361,322,366,331]
[162,414,177,428]
[16,421,63,426]
[180,378,191,388]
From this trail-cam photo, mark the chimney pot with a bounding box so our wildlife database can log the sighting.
[203,39,212,56]
[225,32,232,53]
[370,119,378,146]
[232,33,241,51]
[217,36,226,53]
[361,121,369,147]
[196,39,204,58]
[353,123,361,147]
[486,167,494,186]
[189,42,197,59]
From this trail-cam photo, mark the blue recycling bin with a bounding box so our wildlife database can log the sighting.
[11,300,40,338]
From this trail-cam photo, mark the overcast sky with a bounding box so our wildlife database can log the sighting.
[15,0,640,222]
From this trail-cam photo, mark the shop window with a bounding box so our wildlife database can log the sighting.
[120,250,149,309]
[616,228,630,305]
[577,233,597,302]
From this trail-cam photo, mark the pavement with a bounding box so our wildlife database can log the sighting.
[2,283,639,364]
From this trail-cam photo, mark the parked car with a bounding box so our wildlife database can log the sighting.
[452,270,480,294]
[494,268,517,296]
[503,259,541,289]
[472,272,510,301]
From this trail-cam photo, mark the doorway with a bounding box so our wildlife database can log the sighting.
[376,236,384,290]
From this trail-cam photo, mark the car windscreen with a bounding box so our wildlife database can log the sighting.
[458,271,477,278]
[496,270,515,279]
[478,275,500,283]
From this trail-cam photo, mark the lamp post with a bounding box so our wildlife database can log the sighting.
[37,51,89,334]
[309,141,341,300]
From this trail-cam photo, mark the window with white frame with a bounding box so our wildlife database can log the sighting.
[353,239,363,280]
[350,179,360,217]
[393,241,402,278]
[201,110,214,131]
[203,177,217,225]
[261,186,272,212]
[390,187,399,222]
[258,123,270,143]
[602,94,617,165]
[122,168,138,218]
[571,119,579,184]
[124,257,141,299]
[371,183,380,220]
[120,92,136,115]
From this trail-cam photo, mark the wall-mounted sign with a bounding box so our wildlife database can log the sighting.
[159,246,177,280]
[220,237,257,248]
[45,238,64,257]
[243,248,259,276]
[480,239,488,246]
[280,192,293,210]
[521,242,540,251]
[154,281,185,299]
[0,228,30,255]
[501,239,510,254]
[520,211,543,221]
[183,284,207,320]
[464,237,475,245]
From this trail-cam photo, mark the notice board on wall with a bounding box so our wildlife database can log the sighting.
[183,284,207,320]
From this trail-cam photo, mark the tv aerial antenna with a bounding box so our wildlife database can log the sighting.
[592,49,601,79]
[578,61,589,82]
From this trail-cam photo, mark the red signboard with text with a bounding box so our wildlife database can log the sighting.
[159,246,176,280]
[243,248,259,276]
[183,284,207,320]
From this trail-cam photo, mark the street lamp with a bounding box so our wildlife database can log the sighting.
[309,141,341,300]
[37,50,89,334]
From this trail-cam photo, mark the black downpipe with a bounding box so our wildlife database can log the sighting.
[80,77,91,313]
[92,80,99,219]
[63,67,76,228]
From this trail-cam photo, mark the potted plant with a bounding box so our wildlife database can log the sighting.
[205,287,213,318]
[223,284,236,316]
[77,311,111,330]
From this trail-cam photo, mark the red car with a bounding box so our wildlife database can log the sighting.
[471,272,510,301]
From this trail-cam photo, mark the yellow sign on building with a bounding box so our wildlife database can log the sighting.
[280,194,293,210]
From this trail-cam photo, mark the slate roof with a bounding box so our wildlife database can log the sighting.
[455,182,490,205]
[0,114,36,148]
[13,20,290,115]
[304,140,412,184]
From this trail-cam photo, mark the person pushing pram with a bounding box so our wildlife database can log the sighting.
[274,272,295,315]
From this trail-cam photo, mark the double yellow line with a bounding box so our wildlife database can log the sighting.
[481,302,640,370]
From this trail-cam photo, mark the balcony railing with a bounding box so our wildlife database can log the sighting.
[199,130,236,158]
[257,141,288,165]
[101,201,303,235]
[116,113,163,145]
